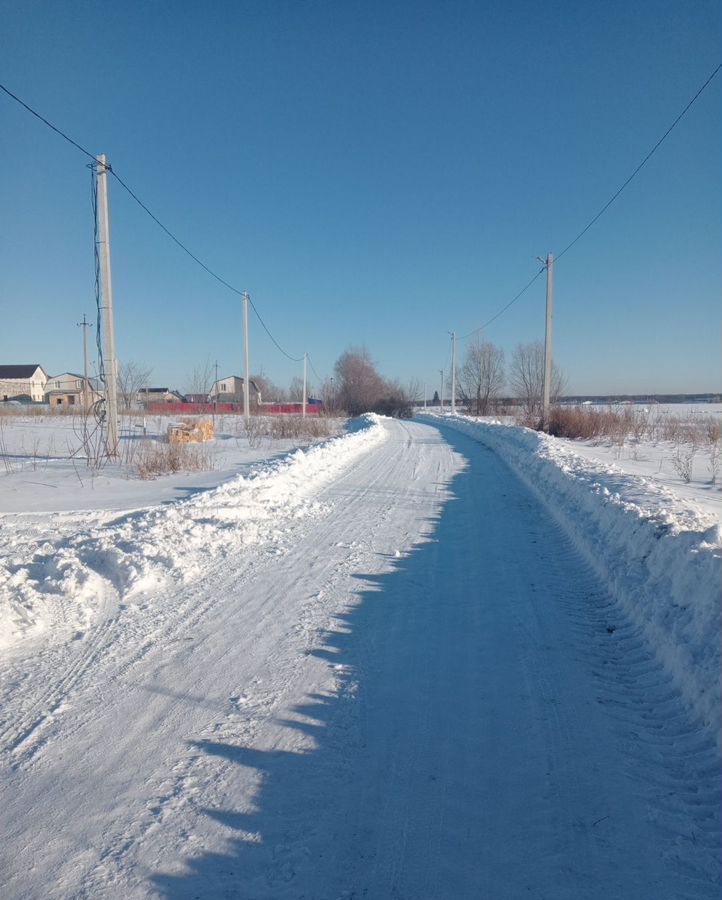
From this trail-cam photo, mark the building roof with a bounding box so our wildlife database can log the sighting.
[0,364,45,379]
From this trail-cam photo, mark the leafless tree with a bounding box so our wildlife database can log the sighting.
[185,357,214,399]
[405,378,422,405]
[459,338,505,415]
[318,377,338,413]
[288,375,313,402]
[251,372,286,404]
[509,341,565,419]
[117,361,153,411]
[334,346,386,416]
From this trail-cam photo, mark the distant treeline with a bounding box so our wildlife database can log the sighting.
[418,393,721,407]
[557,394,721,405]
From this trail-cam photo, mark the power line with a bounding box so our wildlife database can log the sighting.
[456,62,720,340]
[0,82,97,161]
[307,356,323,384]
[556,62,721,261]
[246,294,304,363]
[0,79,306,366]
[459,266,546,341]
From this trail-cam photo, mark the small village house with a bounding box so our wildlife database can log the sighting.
[137,387,185,406]
[209,376,262,408]
[0,364,48,402]
[45,372,102,408]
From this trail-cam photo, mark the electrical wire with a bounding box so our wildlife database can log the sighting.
[246,295,304,363]
[2,64,719,361]
[0,82,97,161]
[307,356,323,384]
[456,63,720,340]
[556,62,721,261]
[459,266,546,341]
[0,79,307,366]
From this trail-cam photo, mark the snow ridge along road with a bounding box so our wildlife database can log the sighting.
[0,416,385,765]
[0,414,386,652]
[0,417,719,899]
[425,414,722,749]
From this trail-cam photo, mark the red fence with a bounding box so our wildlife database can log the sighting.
[146,401,323,415]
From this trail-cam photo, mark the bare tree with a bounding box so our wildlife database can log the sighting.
[251,372,286,404]
[334,346,386,416]
[405,378,422,405]
[288,375,313,402]
[318,377,340,413]
[185,357,214,398]
[459,338,505,415]
[509,341,564,419]
[117,361,153,411]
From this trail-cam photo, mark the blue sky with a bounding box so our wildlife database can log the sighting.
[1,0,719,395]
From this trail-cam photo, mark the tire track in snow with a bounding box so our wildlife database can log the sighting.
[66,420,423,898]
[0,417,387,770]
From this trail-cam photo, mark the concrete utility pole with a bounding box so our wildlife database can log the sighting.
[302,352,308,419]
[96,154,119,456]
[76,313,92,409]
[213,360,219,421]
[242,291,251,424]
[541,253,554,427]
[450,331,457,414]
[439,369,444,412]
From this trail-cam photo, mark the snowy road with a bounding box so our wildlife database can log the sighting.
[1,418,719,899]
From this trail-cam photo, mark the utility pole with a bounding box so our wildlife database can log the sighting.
[450,331,457,414]
[242,291,251,424]
[439,369,444,412]
[302,352,308,418]
[76,313,92,409]
[541,253,554,427]
[96,154,119,456]
[213,360,219,422]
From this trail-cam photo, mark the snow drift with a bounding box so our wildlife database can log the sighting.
[426,414,722,748]
[0,415,386,651]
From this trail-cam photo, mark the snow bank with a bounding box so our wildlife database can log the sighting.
[426,414,722,747]
[0,415,386,651]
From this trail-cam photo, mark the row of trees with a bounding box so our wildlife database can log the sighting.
[116,340,564,419]
[456,338,564,418]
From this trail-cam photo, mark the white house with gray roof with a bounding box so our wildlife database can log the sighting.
[0,364,48,402]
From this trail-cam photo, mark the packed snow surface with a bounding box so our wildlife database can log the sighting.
[424,413,721,748]
[0,416,719,899]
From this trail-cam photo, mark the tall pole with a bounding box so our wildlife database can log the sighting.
[450,331,457,414]
[242,291,251,424]
[439,369,444,412]
[213,360,219,422]
[77,313,92,409]
[96,154,119,456]
[542,253,554,427]
[302,352,308,419]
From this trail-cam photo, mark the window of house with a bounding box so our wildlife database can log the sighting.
[68,396,75,405]
[221,383,226,391]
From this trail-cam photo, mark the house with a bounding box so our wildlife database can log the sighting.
[209,376,262,406]
[0,364,48,402]
[45,372,102,408]
[137,387,185,405]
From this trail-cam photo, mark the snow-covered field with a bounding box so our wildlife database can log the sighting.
[554,403,722,519]
[0,412,343,513]
[0,413,719,899]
